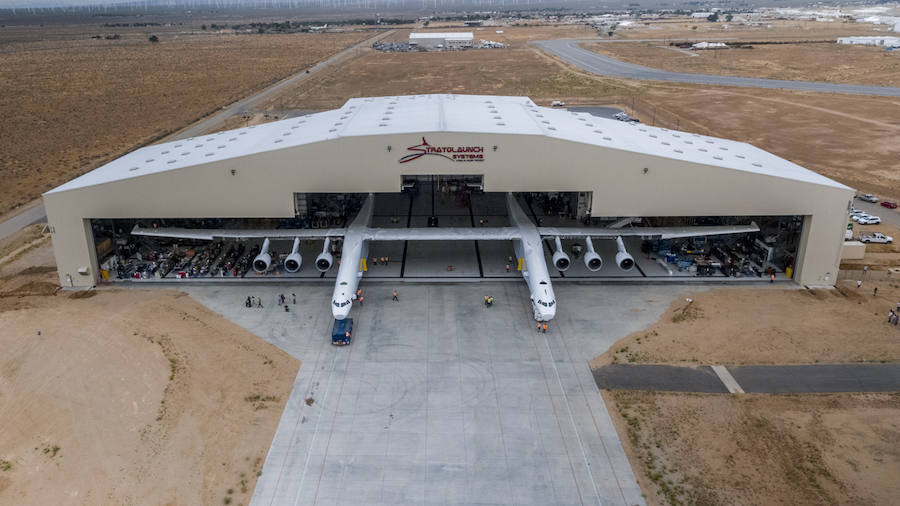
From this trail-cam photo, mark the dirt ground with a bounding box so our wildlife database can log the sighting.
[605,390,900,506]
[611,18,893,41]
[0,25,369,216]
[591,280,900,368]
[0,233,300,505]
[587,41,900,87]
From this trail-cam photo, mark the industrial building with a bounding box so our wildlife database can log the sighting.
[44,94,853,304]
[408,32,473,50]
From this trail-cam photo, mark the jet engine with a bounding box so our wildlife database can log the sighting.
[552,236,571,271]
[615,236,635,271]
[252,238,272,273]
[583,236,603,272]
[315,237,333,272]
[284,237,302,273]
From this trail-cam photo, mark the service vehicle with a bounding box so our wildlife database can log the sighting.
[332,317,353,346]
[859,233,893,244]
[858,194,879,203]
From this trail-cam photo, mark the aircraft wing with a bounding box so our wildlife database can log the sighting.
[130,225,346,241]
[538,222,759,240]
[363,227,523,241]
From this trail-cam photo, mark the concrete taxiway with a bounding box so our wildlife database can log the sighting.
[186,282,694,505]
[535,39,900,97]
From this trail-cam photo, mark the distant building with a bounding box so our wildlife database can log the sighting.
[409,32,474,50]
[691,12,714,18]
[692,42,728,50]
[837,36,900,48]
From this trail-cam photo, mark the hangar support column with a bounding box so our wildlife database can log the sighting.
[45,209,98,288]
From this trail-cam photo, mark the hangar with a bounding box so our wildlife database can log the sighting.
[43,94,852,318]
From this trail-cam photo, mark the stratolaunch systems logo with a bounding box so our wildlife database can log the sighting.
[399,137,484,163]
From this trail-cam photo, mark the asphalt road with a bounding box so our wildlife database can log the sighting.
[535,39,900,98]
[593,363,900,393]
[0,30,392,240]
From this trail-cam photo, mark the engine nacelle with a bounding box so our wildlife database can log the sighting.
[284,237,302,273]
[615,236,635,271]
[315,238,333,272]
[252,238,272,273]
[583,236,603,272]
[552,236,570,271]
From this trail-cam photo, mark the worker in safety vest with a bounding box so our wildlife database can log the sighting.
[542,323,548,334]
[345,330,350,340]
[359,295,364,307]
[392,290,399,301]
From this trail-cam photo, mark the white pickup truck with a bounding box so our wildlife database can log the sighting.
[859,233,893,244]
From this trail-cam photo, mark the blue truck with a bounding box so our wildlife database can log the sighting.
[332,318,353,346]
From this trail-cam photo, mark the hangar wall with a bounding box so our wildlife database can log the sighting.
[44,132,853,287]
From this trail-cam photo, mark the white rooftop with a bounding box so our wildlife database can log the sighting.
[47,94,850,194]
[409,32,474,40]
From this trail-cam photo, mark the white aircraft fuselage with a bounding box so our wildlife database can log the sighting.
[507,194,557,321]
[331,195,373,320]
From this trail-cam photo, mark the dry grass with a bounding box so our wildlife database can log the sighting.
[606,390,900,506]
[592,282,900,368]
[0,28,369,215]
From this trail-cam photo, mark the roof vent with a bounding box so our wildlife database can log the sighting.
[649,134,657,138]
[674,149,683,153]
[229,138,237,141]
[548,126,556,130]
[379,123,387,127]
[578,117,585,121]
[274,139,283,143]
[382,117,390,121]
[283,132,291,136]
[586,123,594,127]
[206,137,214,141]
[167,160,176,164]
[706,140,714,144]
[161,150,169,154]
[205,153,214,157]
[661,141,670,145]
[594,130,603,134]
[239,132,247,136]
[602,136,612,141]
[713,155,723,160]
[129,167,139,171]
[672,133,680,138]
[684,140,693,144]
[334,122,342,126]
[195,144,203,148]
[699,148,708,152]
[174,144,182,148]
[542,120,550,124]
[736,154,745,159]
[497,122,506,126]
[639,128,647,132]
[719,146,728,151]
[217,145,225,149]
[145,158,154,163]
[329,128,337,132]
[752,162,762,167]
[181,152,190,156]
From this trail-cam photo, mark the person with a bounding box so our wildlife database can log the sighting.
[292,293,296,305]
[770,273,775,283]
[890,309,895,323]
[257,297,263,308]
[857,279,862,289]
[874,287,878,296]
[372,257,378,266]
[385,256,389,265]
[537,322,542,333]
[345,330,351,340]
[542,323,548,334]
[359,295,364,307]
[488,296,494,306]
[246,296,252,308]
[506,264,510,273]
[508,255,514,264]
[392,290,399,301]
[484,295,490,306]
[284,305,289,312]
[356,288,362,299]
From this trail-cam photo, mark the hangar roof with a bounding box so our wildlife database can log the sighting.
[47,94,850,194]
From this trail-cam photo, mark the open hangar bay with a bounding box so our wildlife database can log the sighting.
[43,94,852,299]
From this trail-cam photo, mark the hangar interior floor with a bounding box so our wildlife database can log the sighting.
[105,188,791,283]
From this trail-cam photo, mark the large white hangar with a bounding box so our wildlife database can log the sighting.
[44,94,853,319]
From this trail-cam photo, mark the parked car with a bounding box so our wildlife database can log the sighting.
[881,201,898,209]
[852,213,870,222]
[859,233,893,244]
[849,208,865,216]
[858,193,879,203]
[858,216,882,225]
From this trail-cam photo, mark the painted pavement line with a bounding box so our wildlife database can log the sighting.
[711,365,745,394]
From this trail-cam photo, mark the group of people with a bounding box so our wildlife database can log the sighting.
[888,302,900,326]
[371,256,391,266]
[244,293,296,310]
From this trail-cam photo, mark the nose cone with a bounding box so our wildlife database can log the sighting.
[333,304,350,320]
[541,305,556,321]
